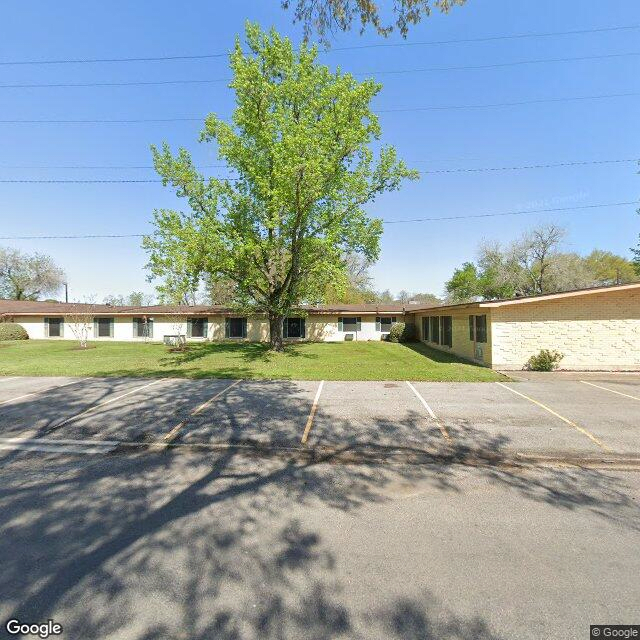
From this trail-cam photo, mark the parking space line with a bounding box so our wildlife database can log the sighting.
[0,378,82,406]
[495,382,611,452]
[301,380,324,445]
[0,437,119,455]
[54,378,165,428]
[406,381,451,442]
[580,380,640,402]
[162,379,243,443]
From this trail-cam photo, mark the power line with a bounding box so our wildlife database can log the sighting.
[384,200,639,224]
[0,24,637,65]
[418,158,639,173]
[0,158,636,180]
[366,52,640,77]
[1,52,638,90]
[331,24,640,51]
[1,200,636,239]
[1,91,638,123]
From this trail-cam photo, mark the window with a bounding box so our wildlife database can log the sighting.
[284,317,306,338]
[338,317,361,332]
[45,317,63,338]
[95,317,113,338]
[422,317,429,342]
[429,316,439,344]
[441,316,453,347]
[475,315,487,343]
[133,317,153,338]
[225,317,247,338]
[188,317,207,338]
[469,314,487,343]
[376,316,397,332]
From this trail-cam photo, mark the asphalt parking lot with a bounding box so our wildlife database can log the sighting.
[0,372,638,460]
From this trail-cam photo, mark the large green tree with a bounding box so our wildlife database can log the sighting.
[145,23,416,349]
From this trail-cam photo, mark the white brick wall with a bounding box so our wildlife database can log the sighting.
[491,289,640,370]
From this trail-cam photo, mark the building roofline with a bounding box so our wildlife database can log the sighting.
[406,281,640,314]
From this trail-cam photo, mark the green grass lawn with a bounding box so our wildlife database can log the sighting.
[0,340,506,381]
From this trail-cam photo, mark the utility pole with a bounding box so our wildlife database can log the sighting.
[64,282,68,303]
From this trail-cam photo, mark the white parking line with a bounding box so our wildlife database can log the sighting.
[0,379,83,406]
[1,377,18,383]
[496,382,611,452]
[580,380,640,402]
[405,381,451,442]
[0,437,118,455]
[163,379,243,443]
[53,378,165,428]
[301,380,324,445]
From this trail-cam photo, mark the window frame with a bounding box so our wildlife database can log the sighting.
[45,317,63,338]
[283,317,306,339]
[188,317,207,339]
[133,317,153,339]
[94,317,114,338]
[225,317,247,339]
[475,314,487,344]
[375,316,397,332]
[441,315,453,348]
[429,316,440,344]
[338,316,361,332]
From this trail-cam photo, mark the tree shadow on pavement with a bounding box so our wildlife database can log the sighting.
[0,381,638,639]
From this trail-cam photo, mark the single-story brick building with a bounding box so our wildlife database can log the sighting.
[1,282,639,370]
[410,282,640,371]
[0,301,408,343]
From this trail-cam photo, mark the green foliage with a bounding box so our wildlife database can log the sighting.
[584,250,637,284]
[0,246,65,300]
[446,224,639,303]
[145,23,417,348]
[525,349,564,372]
[282,0,466,42]
[0,323,29,341]
[445,262,480,302]
[386,321,416,343]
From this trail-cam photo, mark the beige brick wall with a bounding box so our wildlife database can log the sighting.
[413,308,492,366]
[491,289,640,370]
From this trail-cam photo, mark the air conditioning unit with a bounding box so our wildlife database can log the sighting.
[344,333,355,341]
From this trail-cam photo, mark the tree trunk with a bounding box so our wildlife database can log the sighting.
[269,313,284,351]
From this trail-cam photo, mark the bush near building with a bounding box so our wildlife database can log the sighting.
[0,323,29,341]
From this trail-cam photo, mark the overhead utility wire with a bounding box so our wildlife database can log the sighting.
[1,201,636,239]
[0,52,638,89]
[0,158,636,180]
[384,200,639,224]
[1,91,638,123]
[0,24,637,65]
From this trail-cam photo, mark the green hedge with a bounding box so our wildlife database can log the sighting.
[386,322,417,343]
[0,323,29,341]
[525,349,564,372]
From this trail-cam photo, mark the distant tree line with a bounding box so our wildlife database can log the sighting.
[445,224,639,303]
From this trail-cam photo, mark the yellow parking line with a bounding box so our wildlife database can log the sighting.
[496,382,611,452]
[0,378,82,406]
[580,380,640,402]
[55,378,165,428]
[163,379,242,443]
[406,381,451,442]
[301,380,324,445]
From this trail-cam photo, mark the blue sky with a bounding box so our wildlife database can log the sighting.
[1,0,639,301]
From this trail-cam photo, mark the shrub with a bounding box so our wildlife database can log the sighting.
[386,322,417,343]
[525,349,564,372]
[0,323,29,341]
